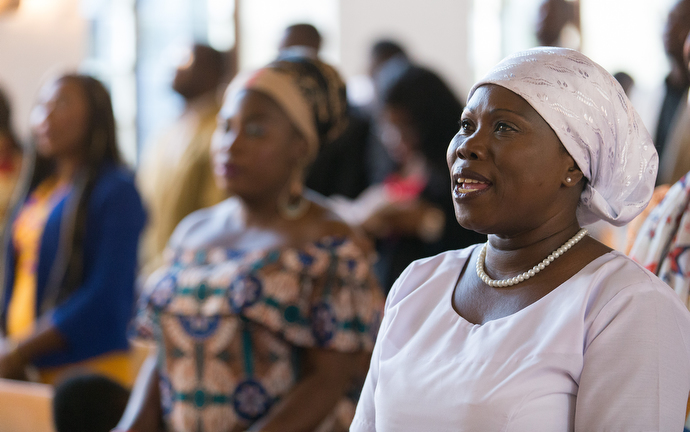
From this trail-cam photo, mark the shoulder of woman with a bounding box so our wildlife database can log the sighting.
[304,199,374,250]
[168,197,242,250]
[583,252,690,324]
[90,163,135,193]
[88,165,143,212]
[588,252,668,293]
[386,246,476,306]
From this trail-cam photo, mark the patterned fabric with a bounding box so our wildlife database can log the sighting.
[469,47,657,227]
[224,57,348,163]
[9,177,70,338]
[135,236,383,432]
[629,173,690,308]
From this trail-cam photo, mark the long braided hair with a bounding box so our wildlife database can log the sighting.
[0,88,20,153]
[12,75,122,314]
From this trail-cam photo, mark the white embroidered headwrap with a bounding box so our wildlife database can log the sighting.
[469,47,658,226]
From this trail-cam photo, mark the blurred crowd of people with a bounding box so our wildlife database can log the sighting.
[1,0,690,430]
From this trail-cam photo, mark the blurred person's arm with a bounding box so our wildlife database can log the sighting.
[0,321,66,379]
[2,175,145,377]
[47,176,146,366]
[248,348,369,432]
[112,353,162,432]
[362,199,445,242]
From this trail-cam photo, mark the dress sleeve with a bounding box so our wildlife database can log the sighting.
[350,261,414,432]
[574,282,690,431]
[49,177,146,361]
[243,237,385,353]
[348,318,384,431]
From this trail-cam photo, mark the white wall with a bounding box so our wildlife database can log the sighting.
[0,0,476,143]
[580,0,675,88]
[239,0,340,70]
[0,0,87,141]
[339,0,473,100]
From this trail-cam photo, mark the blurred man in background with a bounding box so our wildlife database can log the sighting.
[653,0,690,185]
[278,23,321,59]
[137,44,228,274]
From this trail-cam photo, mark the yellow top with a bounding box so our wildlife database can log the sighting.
[9,177,139,386]
[9,177,70,339]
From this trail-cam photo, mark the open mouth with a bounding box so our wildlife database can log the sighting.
[455,177,490,194]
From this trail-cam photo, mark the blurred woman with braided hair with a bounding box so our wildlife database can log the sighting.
[0,74,146,385]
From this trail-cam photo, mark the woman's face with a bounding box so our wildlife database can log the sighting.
[379,106,419,166]
[211,90,306,200]
[447,84,579,236]
[31,79,90,160]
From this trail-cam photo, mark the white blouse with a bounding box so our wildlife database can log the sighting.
[351,247,690,432]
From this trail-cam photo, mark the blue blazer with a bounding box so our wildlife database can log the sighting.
[2,164,146,368]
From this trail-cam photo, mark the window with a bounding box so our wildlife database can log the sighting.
[471,0,677,88]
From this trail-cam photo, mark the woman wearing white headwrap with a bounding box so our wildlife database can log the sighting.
[350,48,690,431]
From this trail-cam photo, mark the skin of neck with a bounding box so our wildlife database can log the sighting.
[54,152,87,184]
[482,200,582,279]
[669,62,690,88]
[0,134,16,158]
[183,89,216,110]
[237,182,294,228]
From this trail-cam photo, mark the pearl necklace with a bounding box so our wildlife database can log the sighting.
[476,228,588,288]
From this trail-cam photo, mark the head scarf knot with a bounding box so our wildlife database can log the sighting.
[469,47,658,226]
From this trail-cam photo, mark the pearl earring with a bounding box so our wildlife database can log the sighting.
[566,177,572,183]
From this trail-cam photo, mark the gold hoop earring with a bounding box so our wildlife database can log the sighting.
[278,165,310,220]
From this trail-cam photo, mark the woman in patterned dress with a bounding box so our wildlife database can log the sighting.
[115,56,384,432]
